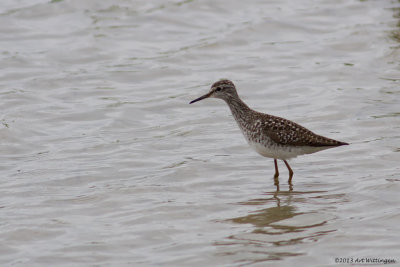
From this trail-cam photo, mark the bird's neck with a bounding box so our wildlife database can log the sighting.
[224,95,253,123]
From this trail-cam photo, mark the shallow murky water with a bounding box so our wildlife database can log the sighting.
[1,0,400,266]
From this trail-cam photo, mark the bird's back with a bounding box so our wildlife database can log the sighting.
[256,112,348,147]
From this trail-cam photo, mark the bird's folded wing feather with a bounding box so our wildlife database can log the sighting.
[261,115,346,147]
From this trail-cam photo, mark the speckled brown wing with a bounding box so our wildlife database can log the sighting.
[261,114,348,147]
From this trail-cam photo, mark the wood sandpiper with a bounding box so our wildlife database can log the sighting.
[190,80,348,186]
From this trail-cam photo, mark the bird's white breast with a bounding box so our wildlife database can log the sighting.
[248,140,330,160]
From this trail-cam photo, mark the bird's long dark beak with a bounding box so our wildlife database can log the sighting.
[189,92,212,104]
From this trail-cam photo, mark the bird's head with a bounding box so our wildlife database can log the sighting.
[189,80,238,104]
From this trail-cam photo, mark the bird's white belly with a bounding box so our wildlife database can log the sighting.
[248,140,329,160]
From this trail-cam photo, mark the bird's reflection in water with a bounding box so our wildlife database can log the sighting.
[231,184,302,232]
[214,180,334,264]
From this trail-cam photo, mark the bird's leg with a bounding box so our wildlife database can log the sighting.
[274,178,280,192]
[273,159,280,191]
[274,159,279,178]
[283,160,294,184]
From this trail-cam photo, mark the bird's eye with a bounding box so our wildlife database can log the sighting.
[215,87,222,92]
